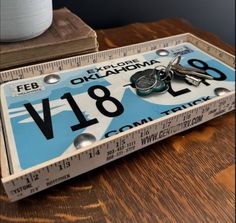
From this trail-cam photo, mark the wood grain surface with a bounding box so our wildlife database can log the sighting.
[0,18,235,223]
[0,8,98,70]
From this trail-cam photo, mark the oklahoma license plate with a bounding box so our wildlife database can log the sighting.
[1,43,235,173]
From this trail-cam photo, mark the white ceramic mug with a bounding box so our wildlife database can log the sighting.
[0,0,53,42]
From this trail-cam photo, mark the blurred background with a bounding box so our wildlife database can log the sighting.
[53,0,235,46]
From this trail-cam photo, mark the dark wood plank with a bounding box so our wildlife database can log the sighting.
[0,18,235,223]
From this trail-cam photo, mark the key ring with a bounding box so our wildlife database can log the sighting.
[135,75,157,91]
[130,69,156,85]
[155,65,174,82]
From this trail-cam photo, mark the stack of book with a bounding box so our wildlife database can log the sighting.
[0,8,98,70]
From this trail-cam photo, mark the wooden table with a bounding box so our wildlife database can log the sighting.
[0,18,235,223]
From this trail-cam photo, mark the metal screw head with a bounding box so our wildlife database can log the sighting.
[44,74,60,84]
[214,87,231,96]
[74,133,96,149]
[156,49,169,56]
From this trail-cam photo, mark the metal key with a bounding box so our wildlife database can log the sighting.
[172,64,214,80]
[185,75,202,86]
[173,70,202,86]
